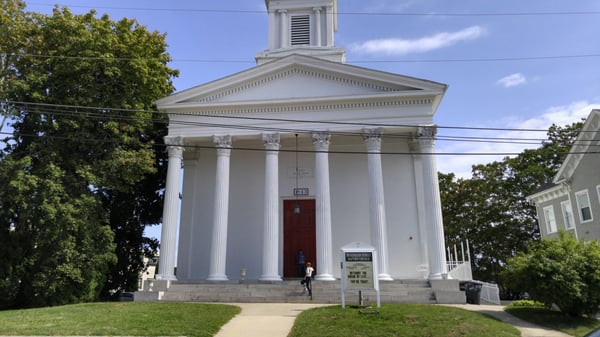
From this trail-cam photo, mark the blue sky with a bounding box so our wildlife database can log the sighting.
[24,0,600,176]
[22,1,600,239]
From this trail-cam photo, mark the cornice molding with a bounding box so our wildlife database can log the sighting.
[169,98,434,117]
[527,184,569,204]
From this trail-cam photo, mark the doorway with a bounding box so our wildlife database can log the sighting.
[283,199,316,278]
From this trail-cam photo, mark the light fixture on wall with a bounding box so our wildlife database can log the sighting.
[294,133,301,214]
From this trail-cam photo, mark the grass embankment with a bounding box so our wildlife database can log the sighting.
[289,304,521,337]
[506,305,600,337]
[3,301,600,337]
[0,302,240,337]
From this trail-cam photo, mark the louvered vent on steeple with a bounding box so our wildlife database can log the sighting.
[257,0,345,64]
[291,15,310,45]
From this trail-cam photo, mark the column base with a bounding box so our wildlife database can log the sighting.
[155,274,177,281]
[428,272,449,280]
[207,274,229,281]
[259,275,282,281]
[315,274,336,281]
[378,273,394,281]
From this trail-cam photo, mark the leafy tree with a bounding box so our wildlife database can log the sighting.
[441,122,583,294]
[502,230,600,317]
[0,5,178,307]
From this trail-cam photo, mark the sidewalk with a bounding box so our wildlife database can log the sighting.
[214,303,330,337]
[215,303,574,337]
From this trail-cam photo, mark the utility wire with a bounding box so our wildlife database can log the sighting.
[4,102,598,149]
[24,3,600,17]
[9,52,600,64]
[6,100,576,133]
[2,131,598,157]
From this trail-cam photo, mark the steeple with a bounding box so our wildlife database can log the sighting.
[255,0,346,64]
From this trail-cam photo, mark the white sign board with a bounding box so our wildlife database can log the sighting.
[345,252,375,289]
[340,242,380,308]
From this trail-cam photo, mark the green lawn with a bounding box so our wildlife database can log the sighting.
[3,301,599,337]
[289,304,521,337]
[506,306,600,337]
[0,302,240,337]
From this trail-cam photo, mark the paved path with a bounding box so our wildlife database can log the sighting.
[214,303,330,337]
[215,303,574,337]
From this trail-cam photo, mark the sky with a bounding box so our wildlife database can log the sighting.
[21,0,600,239]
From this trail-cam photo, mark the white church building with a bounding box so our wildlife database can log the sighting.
[154,0,449,284]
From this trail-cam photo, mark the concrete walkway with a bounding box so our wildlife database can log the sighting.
[215,303,574,337]
[214,303,330,337]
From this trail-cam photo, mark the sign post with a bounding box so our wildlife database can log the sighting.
[340,242,380,308]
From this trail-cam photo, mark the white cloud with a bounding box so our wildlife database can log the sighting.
[349,26,485,55]
[436,101,599,178]
[497,73,527,88]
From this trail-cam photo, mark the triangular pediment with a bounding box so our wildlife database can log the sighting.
[156,54,446,109]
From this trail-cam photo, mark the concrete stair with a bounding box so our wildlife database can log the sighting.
[136,279,465,305]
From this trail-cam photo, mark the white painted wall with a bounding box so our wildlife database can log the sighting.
[176,134,425,280]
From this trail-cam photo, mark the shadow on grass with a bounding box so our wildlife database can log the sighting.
[505,306,600,337]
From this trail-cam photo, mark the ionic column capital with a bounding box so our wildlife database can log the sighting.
[164,135,184,146]
[414,126,437,148]
[213,135,232,148]
[312,132,331,150]
[262,133,281,151]
[363,128,383,152]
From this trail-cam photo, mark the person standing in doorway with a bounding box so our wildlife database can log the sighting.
[305,262,314,297]
[296,250,306,277]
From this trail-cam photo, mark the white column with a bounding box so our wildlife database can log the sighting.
[415,127,448,280]
[325,5,334,46]
[363,128,393,281]
[156,138,184,281]
[279,9,288,48]
[312,132,335,281]
[207,135,232,281]
[268,10,276,50]
[260,133,282,281]
[313,7,322,47]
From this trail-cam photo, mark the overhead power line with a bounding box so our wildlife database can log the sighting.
[25,3,600,17]
[5,101,597,151]
[10,52,600,64]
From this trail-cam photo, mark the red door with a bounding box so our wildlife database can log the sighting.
[283,199,316,278]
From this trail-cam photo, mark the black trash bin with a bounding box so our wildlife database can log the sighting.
[463,282,482,305]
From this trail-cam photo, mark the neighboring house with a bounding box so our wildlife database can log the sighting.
[527,109,600,240]
[154,0,450,282]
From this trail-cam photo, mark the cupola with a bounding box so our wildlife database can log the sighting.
[255,0,346,64]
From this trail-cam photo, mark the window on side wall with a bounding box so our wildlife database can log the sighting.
[575,190,593,222]
[543,205,558,233]
[561,200,575,229]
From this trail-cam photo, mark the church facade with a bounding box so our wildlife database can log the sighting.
[155,0,449,283]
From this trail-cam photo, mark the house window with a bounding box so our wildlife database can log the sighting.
[290,15,310,45]
[543,206,557,233]
[575,190,593,222]
[561,200,575,229]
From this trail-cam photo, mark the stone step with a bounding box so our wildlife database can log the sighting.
[143,279,448,305]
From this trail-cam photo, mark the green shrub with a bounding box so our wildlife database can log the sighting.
[502,230,600,317]
[508,300,544,308]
